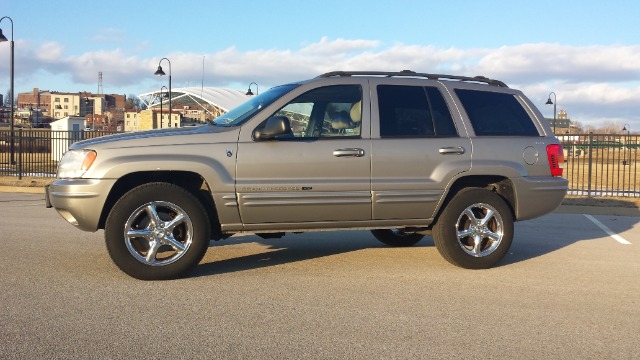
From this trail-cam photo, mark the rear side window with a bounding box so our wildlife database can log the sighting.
[455,89,539,136]
[378,85,457,138]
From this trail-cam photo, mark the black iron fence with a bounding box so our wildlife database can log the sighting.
[1,129,638,197]
[557,133,639,197]
[0,129,119,178]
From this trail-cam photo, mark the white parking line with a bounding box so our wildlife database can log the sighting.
[584,214,632,245]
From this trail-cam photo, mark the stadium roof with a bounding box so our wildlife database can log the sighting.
[138,87,251,114]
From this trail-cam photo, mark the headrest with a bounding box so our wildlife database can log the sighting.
[331,111,351,129]
[350,101,361,123]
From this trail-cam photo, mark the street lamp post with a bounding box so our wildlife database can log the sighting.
[246,82,259,96]
[546,92,557,134]
[159,85,168,128]
[622,123,631,166]
[154,58,171,124]
[0,16,15,164]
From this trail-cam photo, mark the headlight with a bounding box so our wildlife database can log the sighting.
[57,150,97,179]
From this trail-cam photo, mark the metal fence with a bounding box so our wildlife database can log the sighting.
[0,129,119,178]
[1,129,638,197]
[557,133,638,197]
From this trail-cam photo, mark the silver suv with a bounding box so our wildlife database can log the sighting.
[46,70,568,280]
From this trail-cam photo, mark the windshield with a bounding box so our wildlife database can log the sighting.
[214,84,299,126]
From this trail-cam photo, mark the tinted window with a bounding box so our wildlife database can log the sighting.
[378,85,456,138]
[455,89,539,136]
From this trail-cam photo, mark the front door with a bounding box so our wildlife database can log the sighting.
[236,84,372,225]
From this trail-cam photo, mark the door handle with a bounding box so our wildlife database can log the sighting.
[439,146,466,155]
[333,148,365,157]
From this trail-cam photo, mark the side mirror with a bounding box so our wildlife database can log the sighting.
[253,116,292,141]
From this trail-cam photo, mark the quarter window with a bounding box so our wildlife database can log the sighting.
[377,85,457,138]
[455,89,539,136]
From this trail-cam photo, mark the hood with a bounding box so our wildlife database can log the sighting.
[70,125,239,150]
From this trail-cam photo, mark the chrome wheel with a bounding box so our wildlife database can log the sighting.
[455,202,503,257]
[124,201,194,266]
[433,188,513,269]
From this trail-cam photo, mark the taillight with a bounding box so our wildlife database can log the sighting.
[546,144,564,177]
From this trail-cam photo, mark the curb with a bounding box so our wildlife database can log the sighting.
[0,186,45,194]
[553,205,640,217]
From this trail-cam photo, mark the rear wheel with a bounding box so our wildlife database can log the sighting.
[433,188,513,269]
[105,183,210,280]
[371,229,424,247]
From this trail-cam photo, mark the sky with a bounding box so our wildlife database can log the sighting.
[1,0,640,130]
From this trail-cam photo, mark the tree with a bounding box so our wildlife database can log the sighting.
[125,94,147,110]
[596,120,624,134]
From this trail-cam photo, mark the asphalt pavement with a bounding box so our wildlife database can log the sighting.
[1,192,639,359]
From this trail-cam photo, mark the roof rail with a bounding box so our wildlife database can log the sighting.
[317,70,508,88]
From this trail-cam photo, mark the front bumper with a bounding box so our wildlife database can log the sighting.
[46,178,117,232]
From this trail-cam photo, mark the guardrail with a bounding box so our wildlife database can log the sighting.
[1,129,638,197]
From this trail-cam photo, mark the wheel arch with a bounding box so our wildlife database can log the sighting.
[433,175,516,225]
[98,171,222,239]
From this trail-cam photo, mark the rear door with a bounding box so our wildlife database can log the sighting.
[235,81,372,225]
[369,79,472,220]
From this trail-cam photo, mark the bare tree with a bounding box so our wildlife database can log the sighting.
[596,120,625,134]
[125,94,147,110]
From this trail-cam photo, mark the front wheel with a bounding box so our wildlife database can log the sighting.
[371,229,424,247]
[105,183,210,280]
[433,188,513,269]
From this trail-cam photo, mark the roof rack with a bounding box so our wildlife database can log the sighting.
[317,70,508,88]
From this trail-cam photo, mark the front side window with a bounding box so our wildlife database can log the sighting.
[455,89,539,136]
[266,85,362,139]
[378,85,457,138]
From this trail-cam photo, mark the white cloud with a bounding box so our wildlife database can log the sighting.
[300,37,379,55]
[37,41,65,62]
[3,38,640,129]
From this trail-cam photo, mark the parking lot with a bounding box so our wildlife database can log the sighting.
[1,192,639,359]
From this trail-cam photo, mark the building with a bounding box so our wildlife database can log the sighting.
[124,110,141,131]
[49,116,87,161]
[16,88,126,127]
[124,109,180,132]
[545,109,572,133]
[138,87,250,123]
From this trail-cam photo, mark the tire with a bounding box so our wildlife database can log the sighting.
[371,229,424,247]
[105,182,211,280]
[433,188,513,269]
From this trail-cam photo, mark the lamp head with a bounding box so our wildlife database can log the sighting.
[622,125,628,131]
[246,87,254,96]
[154,66,166,76]
[545,98,553,105]
[0,29,7,42]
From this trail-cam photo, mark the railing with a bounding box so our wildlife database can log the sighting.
[1,129,638,197]
[557,133,638,197]
[0,129,120,178]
